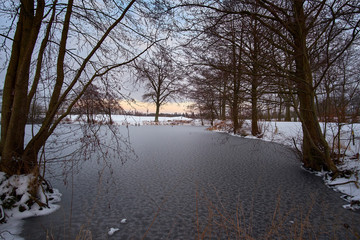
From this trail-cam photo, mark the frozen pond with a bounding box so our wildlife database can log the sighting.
[22,125,359,239]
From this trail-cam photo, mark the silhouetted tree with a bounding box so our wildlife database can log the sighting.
[0,0,152,177]
[134,45,182,122]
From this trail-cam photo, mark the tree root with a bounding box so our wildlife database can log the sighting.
[28,195,48,208]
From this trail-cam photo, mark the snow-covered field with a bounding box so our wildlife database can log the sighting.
[66,114,195,126]
[0,115,359,239]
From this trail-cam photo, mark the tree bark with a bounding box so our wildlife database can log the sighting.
[277,97,282,121]
[250,18,260,136]
[155,103,160,122]
[251,81,260,136]
[291,0,337,172]
[0,0,45,175]
[220,76,227,120]
[285,99,291,121]
[230,21,242,134]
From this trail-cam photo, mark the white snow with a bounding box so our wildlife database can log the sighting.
[324,158,360,210]
[65,114,193,126]
[108,227,119,235]
[107,219,126,236]
[0,174,61,240]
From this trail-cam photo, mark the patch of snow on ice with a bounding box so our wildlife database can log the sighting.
[108,227,119,236]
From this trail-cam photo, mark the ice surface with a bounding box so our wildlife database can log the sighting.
[1,116,359,239]
[18,125,360,239]
[211,119,360,210]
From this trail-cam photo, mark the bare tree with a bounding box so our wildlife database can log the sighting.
[76,84,104,124]
[188,68,224,126]
[177,4,247,133]
[134,45,182,122]
[316,48,360,160]
[0,0,155,182]
[160,0,360,172]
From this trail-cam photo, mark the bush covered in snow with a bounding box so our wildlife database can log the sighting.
[0,172,61,238]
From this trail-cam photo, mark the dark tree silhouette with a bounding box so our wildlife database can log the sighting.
[134,45,182,122]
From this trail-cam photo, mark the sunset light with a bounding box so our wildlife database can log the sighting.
[119,100,194,114]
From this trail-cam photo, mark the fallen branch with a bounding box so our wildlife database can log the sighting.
[328,181,359,188]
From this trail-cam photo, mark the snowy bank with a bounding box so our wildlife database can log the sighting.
[0,172,61,239]
[63,114,196,126]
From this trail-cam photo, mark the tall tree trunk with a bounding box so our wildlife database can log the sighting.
[211,100,215,126]
[21,0,74,171]
[267,104,271,121]
[285,100,291,121]
[0,0,45,175]
[232,95,239,133]
[277,97,282,121]
[250,19,260,136]
[220,77,227,120]
[220,99,226,120]
[155,103,160,122]
[230,21,242,134]
[220,96,226,121]
[251,80,260,136]
[291,0,337,172]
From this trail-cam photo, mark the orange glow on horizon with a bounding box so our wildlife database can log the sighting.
[119,100,194,114]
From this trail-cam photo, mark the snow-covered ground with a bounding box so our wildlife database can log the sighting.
[65,114,195,126]
[0,173,61,240]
